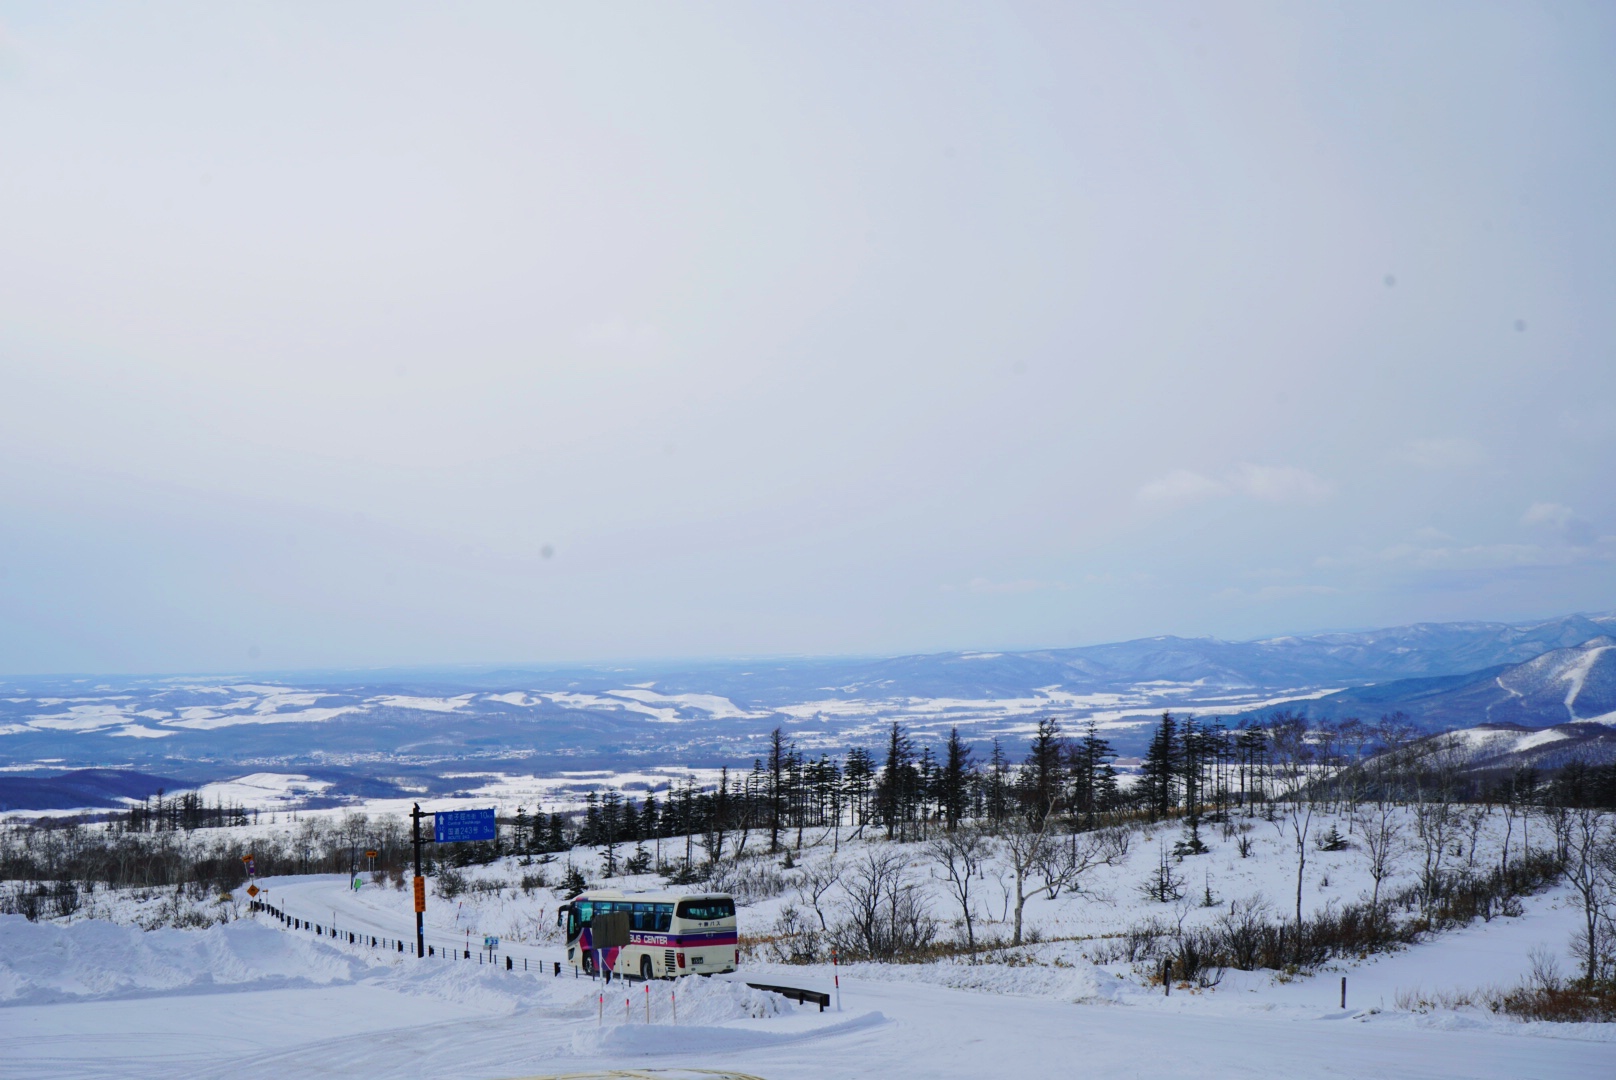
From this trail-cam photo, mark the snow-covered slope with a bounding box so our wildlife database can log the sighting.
[1264,636,1616,733]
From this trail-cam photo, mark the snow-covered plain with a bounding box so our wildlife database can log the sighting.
[4,806,1614,1078]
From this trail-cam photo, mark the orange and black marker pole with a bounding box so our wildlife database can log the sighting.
[411,802,426,958]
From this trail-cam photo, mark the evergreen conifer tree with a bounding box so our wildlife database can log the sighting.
[1141,712,1180,821]
[940,726,974,831]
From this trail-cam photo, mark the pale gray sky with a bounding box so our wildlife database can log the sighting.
[1,2,1613,673]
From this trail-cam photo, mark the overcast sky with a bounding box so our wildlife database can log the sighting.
[1,2,1613,674]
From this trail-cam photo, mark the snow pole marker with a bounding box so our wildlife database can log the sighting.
[832,948,842,1011]
[671,987,677,1025]
[625,995,630,1024]
[645,982,650,1023]
[1341,976,1347,1010]
[598,992,603,1026]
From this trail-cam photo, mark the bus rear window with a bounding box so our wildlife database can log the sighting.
[676,898,735,921]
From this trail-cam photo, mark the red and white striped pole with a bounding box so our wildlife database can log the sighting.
[832,948,842,1012]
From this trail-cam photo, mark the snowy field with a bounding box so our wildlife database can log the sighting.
[4,805,1614,1078]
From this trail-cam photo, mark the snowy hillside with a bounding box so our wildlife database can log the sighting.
[4,804,1613,1079]
[1263,637,1616,734]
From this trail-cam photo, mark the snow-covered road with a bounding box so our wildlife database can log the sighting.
[261,873,567,968]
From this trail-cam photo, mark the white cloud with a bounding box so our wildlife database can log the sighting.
[1135,469,1228,505]
[1136,464,1330,507]
[1226,464,1332,504]
[1401,438,1486,470]
[1523,502,1598,546]
[1522,502,1575,529]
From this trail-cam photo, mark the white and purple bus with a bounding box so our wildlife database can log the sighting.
[559,889,738,980]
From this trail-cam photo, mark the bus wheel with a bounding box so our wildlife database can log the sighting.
[640,956,654,982]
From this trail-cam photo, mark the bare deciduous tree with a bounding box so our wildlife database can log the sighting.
[1354,802,1405,915]
[1002,806,1056,947]
[829,850,937,961]
[926,827,992,955]
[1037,827,1129,901]
[795,856,839,933]
[1564,807,1616,984]
[1265,713,1316,934]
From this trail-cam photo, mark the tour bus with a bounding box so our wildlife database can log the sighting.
[558,889,738,980]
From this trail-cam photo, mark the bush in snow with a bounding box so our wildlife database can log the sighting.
[825,849,938,961]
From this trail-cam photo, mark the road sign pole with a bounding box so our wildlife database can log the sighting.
[412,803,426,959]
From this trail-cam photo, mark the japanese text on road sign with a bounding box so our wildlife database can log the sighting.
[433,808,496,843]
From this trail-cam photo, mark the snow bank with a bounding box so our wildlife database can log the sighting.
[570,977,883,1057]
[0,914,378,1006]
[677,975,795,1020]
[834,955,1133,1005]
[377,955,564,1016]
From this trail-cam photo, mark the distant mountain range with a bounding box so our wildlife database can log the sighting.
[2,611,1614,811]
[1235,635,1616,731]
[598,611,1616,700]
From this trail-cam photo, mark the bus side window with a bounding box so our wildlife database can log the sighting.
[655,904,673,932]
[577,901,594,925]
[632,903,654,932]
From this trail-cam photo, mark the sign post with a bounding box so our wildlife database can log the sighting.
[409,805,498,960]
[592,910,630,986]
[411,803,426,958]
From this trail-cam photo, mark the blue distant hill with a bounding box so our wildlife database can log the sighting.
[2,612,1612,811]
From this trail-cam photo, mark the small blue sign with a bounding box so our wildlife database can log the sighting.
[434,808,497,843]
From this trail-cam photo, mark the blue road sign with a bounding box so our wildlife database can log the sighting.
[434,808,497,843]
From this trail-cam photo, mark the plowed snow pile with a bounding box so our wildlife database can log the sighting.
[0,914,378,1005]
[666,975,792,1022]
[570,977,879,1056]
